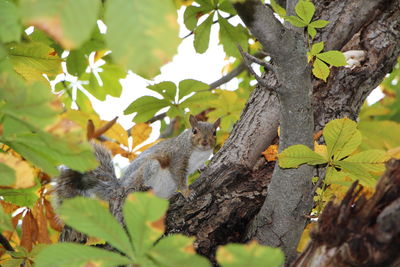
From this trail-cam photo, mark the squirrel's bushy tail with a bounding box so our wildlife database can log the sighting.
[54,142,119,205]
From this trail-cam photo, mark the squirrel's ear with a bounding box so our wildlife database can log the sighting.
[213,118,221,129]
[189,115,198,127]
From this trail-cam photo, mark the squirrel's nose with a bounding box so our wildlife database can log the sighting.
[201,140,208,146]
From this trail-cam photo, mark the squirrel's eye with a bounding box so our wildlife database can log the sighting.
[213,130,216,136]
[192,128,198,134]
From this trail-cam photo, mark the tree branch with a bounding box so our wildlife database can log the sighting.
[208,51,268,90]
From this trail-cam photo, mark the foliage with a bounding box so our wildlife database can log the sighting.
[30,192,283,267]
[279,118,389,187]
[271,0,346,81]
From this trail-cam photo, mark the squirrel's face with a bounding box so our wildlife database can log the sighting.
[189,115,221,151]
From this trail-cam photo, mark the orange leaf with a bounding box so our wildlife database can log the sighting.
[313,130,323,141]
[0,200,19,214]
[33,202,51,244]
[262,144,278,162]
[102,141,127,157]
[44,199,63,232]
[21,210,38,251]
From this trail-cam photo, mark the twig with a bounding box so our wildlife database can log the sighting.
[238,45,270,88]
[208,51,268,90]
[0,233,14,251]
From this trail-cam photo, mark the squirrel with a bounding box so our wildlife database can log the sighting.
[54,115,221,204]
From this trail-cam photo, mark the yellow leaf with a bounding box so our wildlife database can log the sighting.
[297,222,315,252]
[387,146,400,159]
[262,144,278,161]
[0,153,35,189]
[130,123,152,149]
[314,142,328,160]
[104,122,129,147]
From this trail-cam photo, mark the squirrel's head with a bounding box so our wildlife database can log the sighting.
[189,115,221,151]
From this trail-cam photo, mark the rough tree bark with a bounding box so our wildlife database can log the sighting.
[293,159,400,267]
[165,0,400,265]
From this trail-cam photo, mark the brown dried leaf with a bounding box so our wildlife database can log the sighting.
[33,202,51,244]
[87,119,96,141]
[21,210,38,251]
[44,199,63,232]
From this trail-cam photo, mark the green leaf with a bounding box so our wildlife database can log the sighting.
[316,50,347,67]
[124,96,170,123]
[0,0,21,43]
[105,0,180,79]
[309,19,330,28]
[323,118,362,161]
[66,49,87,76]
[342,149,389,173]
[59,197,135,259]
[278,144,327,168]
[123,192,169,257]
[147,81,177,102]
[217,242,284,267]
[325,166,347,185]
[295,0,315,24]
[178,79,209,100]
[184,6,210,31]
[0,75,58,129]
[194,13,213,54]
[0,205,13,232]
[82,64,126,100]
[35,243,132,267]
[2,123,98,175]
[196,0,214,9]
[358,121,400,151]
[0,186,39,207]
[335,161,377,187]
[307,26,317,39]
[0,162,16,186]
[149,234,212,267]
[270,0,286,17]
[180,91,216,111]
[218,1,237,15]
[8,42,62,82]
[310,42,324,56]
[312,58,330,82]
[218,14,249,58]
[20,0,101,50]
[285,16,308,27]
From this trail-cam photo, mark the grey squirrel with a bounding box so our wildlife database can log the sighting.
[54,115,220,204]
